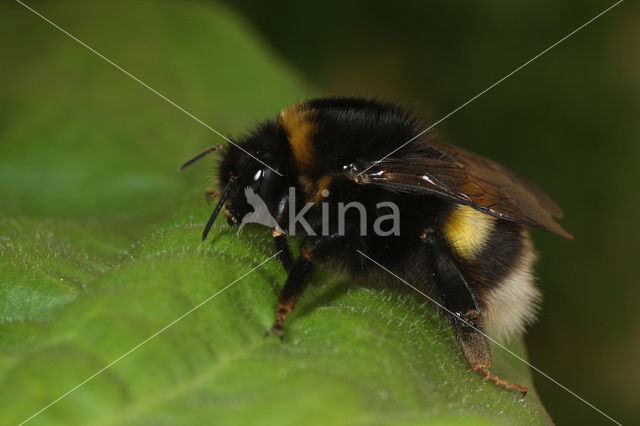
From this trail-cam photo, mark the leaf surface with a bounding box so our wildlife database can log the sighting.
[0,1,551,424]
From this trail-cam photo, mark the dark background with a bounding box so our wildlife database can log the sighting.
[221,0,639,424]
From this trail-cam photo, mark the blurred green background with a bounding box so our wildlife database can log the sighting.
[1,0,638,424]
[223,1,639,424]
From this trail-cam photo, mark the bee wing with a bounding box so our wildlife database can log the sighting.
[346,139,572,238]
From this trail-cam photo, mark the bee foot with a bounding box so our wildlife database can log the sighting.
[475,366,528,396]
[265,325,284,341]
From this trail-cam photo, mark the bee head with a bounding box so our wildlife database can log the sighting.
[209,120,291,237]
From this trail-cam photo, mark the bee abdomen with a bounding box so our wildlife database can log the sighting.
[443,205,496,260]
[480,232,541,339]
[442,206,541,339]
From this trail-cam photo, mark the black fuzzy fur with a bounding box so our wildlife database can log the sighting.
[216,97,528,315]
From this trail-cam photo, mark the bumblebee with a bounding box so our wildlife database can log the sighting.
[181,97,571,395]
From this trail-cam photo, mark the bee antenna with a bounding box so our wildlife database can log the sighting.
[178,144,224,171]
[202,177,236,241]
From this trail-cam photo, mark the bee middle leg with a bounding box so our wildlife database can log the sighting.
[421,228,527,396]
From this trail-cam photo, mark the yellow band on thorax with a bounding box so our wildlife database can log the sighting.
[278,102,316,174]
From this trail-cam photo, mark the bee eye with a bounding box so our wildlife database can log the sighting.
[253,169,264,182]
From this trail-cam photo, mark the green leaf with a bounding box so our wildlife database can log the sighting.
[0,1,552,424]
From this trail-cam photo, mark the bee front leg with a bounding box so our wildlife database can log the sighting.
[205,187,220,201]
[267,234,344,338]
[272,228,294,273]
[421,228,527,396]
[267,253,313,338]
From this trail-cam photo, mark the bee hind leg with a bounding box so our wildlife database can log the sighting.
[421,228,527,396]
[453,311,527,396]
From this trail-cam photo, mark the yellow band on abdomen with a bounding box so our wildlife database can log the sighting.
[443,205,496,259]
